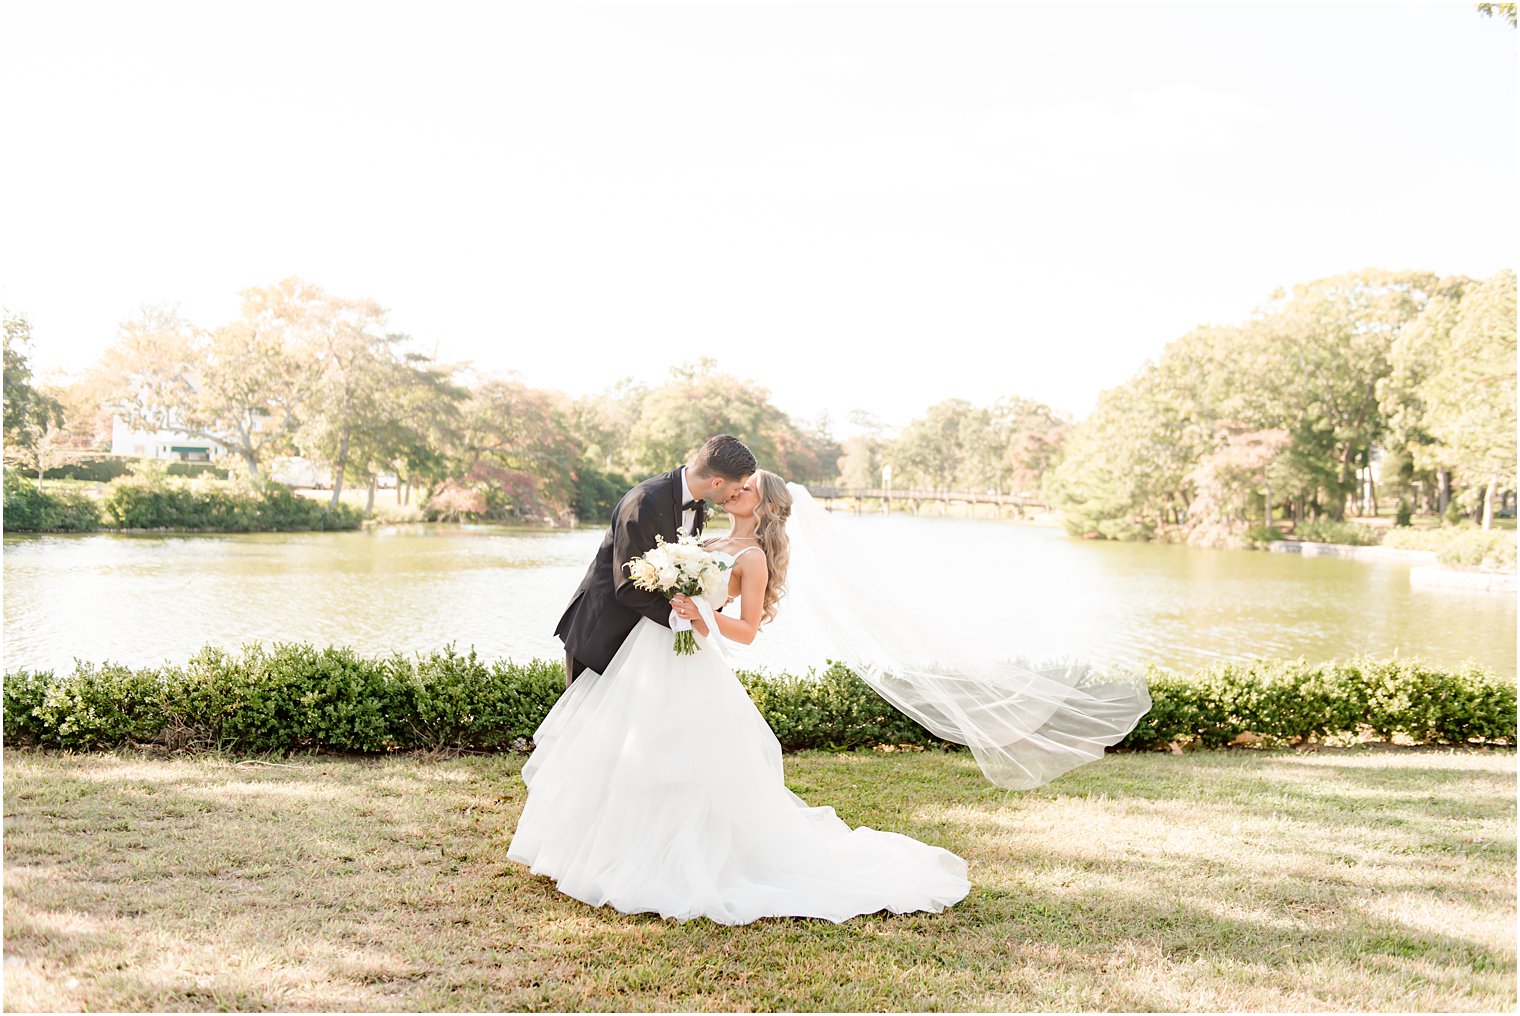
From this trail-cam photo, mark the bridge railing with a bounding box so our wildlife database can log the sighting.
[802,486,1048,508]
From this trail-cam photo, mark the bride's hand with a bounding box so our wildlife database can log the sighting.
[670,594,710,636]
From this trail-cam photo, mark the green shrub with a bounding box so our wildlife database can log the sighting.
[2,469,102,532]
[5,644,1512,757]
[27,661,167,748]
[1117,667,1226,750]
[394,644,562,750]
[1245,524,1286,546]
[99,474,360,532]
[254,484,362,531]
[1114,656,1517,751]
[189,642,396,753]
[1437,530,1517,573]
[1295,518,1381,546]
[2,668,58,743]
[738,661,946,752]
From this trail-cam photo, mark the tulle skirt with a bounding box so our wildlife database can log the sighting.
[507,617,972,925]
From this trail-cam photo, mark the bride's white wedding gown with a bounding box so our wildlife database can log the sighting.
[507,548,971,926]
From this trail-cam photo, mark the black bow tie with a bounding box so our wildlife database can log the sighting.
[682,499,703,512]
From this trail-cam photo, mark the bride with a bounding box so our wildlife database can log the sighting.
[507,469,1150,925]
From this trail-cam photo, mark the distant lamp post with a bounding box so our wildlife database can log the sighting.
[882,464,893,513]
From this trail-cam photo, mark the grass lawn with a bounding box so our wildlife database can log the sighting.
[3,745,1513,1012]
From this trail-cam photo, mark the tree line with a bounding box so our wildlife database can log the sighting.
[2,279,844,523]
[1043,268,1515,542]
[2,267,1514,538]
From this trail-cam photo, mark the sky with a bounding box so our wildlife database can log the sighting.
[1,1,1515,437]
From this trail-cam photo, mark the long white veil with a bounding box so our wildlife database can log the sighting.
[746,482,1152,791]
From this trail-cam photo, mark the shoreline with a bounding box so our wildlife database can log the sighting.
[1267,541,1439,564]
[1269,539,1518,592]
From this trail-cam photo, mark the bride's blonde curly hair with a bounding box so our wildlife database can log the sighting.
[750,470,792,625]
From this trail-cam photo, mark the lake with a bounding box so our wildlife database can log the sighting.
[3,513,1514,678]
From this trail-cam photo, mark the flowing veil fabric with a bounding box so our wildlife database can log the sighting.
[743,483,1152,790]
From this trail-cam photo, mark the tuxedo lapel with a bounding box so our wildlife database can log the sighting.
[693,500,707,536]
[665,468,684,541]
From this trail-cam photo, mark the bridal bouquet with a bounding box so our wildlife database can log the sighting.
[624,534,732,655]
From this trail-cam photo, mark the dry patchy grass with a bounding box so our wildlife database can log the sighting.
[2,745,1513,1012]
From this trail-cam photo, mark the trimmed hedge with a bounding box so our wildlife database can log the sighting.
[3,643,564,754]
[1124,657,1514,749]
[40,455,230,483]
[4,645,1512,756]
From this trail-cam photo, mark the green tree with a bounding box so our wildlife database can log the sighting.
[373,355,469,512]
[3,313,65,477]
[889,398,984,493]
[1378,275,1473,515]
[1045,366,1197,540]
[623,360,812,480]
[568,378,647,473]
[1419,270,1517,529]
[1257,270,1439,520]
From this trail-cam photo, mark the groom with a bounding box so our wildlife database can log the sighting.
[554,434,757,688]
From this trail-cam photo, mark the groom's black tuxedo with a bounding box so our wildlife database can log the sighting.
[555,467,708,684]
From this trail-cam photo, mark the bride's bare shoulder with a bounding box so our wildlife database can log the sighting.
[733,546,768,571]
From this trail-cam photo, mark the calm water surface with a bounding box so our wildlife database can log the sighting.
[3,514,1514,677]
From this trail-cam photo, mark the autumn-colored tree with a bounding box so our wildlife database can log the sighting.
[237,279,420,511]
[1182,428,1292,548]
[450,376,582,517]
[99,300,316,484]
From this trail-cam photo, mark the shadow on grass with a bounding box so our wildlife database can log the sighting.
[3,745,1514,1011]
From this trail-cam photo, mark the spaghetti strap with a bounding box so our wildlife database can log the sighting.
[731,546,762,562]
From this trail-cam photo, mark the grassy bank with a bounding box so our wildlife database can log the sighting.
[3,745,1513,1011]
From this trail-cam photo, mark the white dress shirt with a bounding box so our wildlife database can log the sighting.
[672,466,697,631]
[678,466,697,537]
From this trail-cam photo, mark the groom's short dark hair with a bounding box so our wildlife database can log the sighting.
[688,435,757,481]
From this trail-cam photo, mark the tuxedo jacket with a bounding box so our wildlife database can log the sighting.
[555,467,708,682]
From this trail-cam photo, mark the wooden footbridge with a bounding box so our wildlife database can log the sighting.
[801,486,1050,517]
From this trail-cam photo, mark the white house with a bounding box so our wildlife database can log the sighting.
[109,415,225,462]
[109,413,398,490]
